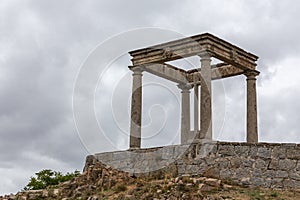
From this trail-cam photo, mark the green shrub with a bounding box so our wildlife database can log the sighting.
[23,169,80,190]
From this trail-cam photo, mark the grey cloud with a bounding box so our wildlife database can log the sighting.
[1,0,300,195]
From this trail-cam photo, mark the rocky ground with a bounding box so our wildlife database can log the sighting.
[1,161,300,200]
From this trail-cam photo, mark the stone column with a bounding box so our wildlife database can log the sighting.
[129,67,143,149]
[245,70,259,143]
[199,52,212,140]
[178,83,192,144]
[194,84,199,131]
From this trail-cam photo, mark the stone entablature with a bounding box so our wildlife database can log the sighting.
[129,33,258,70]
[88,142,300,189]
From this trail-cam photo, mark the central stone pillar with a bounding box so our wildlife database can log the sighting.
[178,83,192,144]
[129,67,143,149]
[245,70,259,143]
[194,84,199,131]
[199,52,212,140]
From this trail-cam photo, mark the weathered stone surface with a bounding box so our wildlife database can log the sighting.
[255,158,269,169]
[242,159,255,168]
[287,149,300,159]
[283,179,298,188]
[3,142,300,199]
[275,170,289,178]
[249,146,258,157]
[290,172,300,180]
[257,147,271,158]
[220,169,233,179]
[252,169,263,177]
[272,146,286,159]
[297,161,300,171]
[250,177,265,187]
[235,145,249,157]
[268,159,279,170]
[203,167,220,179]
[264,170,276,178]
[82,142,300,190]
[218,145,235,156]
[234,168,250,180]
[230,157,242,168]
[217,158,230,168]
[278,159,296,170]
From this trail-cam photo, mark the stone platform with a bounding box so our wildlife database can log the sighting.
[85,141,300,189]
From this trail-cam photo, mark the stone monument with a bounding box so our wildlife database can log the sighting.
[128,33,259,148]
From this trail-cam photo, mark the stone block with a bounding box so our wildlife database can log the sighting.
[113,151,130,161]
[234,145,249,157]
[255,158,269,169]
[230,157,242,168]
[203,167,220,179]
[257,147,271,158]
[161,146,175,160]
[281,143,296,148]
[216,158,229,169]
[252,169,263,177]
[117,160,131,169]
[250,177,265,187]
[271,147,286,159]
[287,149,300,159]
[108,160,121,169]
[204,157,216,165]
[278,159,296,170]
[249,146,257,157]
[220,169,233,179]
[295,180,300,188]
[198,143,217,157]
[174,144,190,159]
[268,159,278,170]
[263,170,276,178]
[264,178,272,188]
[191,158,205,165]
[289,172,300,181]
[234,168,250,179]
[218,145,235,156]
[95,153,112,163]
[242,159,255,168]
[275,170,288,178]
[297,161,300,171]
[270,178,284,189]
[283,179,296,188]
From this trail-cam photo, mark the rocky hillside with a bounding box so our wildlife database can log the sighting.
[1,160,300,200]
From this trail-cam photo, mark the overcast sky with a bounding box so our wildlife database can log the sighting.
[1,0,300,195]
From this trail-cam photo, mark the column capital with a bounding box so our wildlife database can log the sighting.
[129,66,144,75]
[177,83,193,92]
[244,70,260,80]
[198,51,213,61]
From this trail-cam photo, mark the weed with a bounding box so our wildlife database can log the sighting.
[270,191,278,197]
[114,184,127,192]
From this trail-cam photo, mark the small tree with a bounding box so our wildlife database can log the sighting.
[24,169,80,190]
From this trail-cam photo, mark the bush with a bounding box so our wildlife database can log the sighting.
[24,169,80,190]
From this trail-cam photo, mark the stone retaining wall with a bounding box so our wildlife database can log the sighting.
[86,142,300,189]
